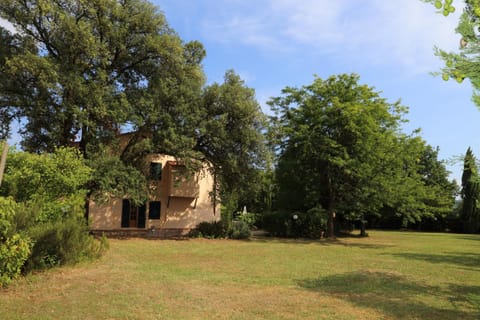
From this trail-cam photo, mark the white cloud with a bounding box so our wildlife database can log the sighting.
[335,0,462,74]
[200,0,463,75]
[206,15,282,49]
[275,0,348,47]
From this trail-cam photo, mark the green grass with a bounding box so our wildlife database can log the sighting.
[1,231,479,319]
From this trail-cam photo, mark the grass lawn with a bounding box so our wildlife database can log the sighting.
[1,231,479,319]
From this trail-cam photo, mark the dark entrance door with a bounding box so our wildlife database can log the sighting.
[121,199,146,228]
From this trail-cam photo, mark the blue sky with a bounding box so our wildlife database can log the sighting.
[2,0,480,182]
[156,0,480,182]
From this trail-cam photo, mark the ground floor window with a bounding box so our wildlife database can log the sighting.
[121,199,146,228]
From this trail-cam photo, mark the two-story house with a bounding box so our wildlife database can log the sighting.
[88,135,220,237]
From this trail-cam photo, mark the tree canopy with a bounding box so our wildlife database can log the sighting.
[196,70,267,209]
[424,0,480,107]
[0,0,266,208]
[269,74,456,237]
[0,0,205,153]
[460,147,480,233]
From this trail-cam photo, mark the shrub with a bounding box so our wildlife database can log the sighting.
[220,206,233,231]
[1,147,91,223]
[0,197,32,287]
[0,234,32,287]
[24,217,107,272]
[301,207,328,238]
[229,221,251,239]
[189,221,228,239]
[262,211,290,237]
[262,207,327,239]
[190,219,251,240]
[0,148,107,283]
[234,212,258,228]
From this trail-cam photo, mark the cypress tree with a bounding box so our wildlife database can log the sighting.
[461,147,480,233]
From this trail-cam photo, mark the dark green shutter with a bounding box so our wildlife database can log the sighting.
[138,203,146,228]
[149,201,161,219]
[121,199,130,228]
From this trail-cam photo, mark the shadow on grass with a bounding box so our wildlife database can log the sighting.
[387,252,480,270]
[251,236,392,250]
[297,271,479,319]
[451,234,480,242]
[448,284,480,312]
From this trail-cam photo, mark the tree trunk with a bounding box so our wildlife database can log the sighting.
[0,141,8,187]
[84,190,92,225]
[327,209,335,238]
[360,220,367,237]
[79,125,88,156]
[326,176,336,238]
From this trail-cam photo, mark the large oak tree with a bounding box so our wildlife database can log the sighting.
[0,1,266,210]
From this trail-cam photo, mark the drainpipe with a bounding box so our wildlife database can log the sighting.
[0,141,8,187]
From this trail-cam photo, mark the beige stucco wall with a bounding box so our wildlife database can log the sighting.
[89,154,220,231]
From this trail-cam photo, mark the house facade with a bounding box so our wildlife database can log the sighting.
[89,153,220,237]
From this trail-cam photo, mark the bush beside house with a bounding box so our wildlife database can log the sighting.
[0,147,108,286]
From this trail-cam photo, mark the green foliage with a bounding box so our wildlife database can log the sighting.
[220,200,234,232]
[0,3,266,211]
[378,138,457,229]
[0,233,32,286]
[0,147,107,283]
[269,74,456,235]
[424,0,456,15]
[237,169,277,215]
[460,147,480,233]
[0,27,35,138]
[0,0,205,153]
[0,196,16,238]
[234,212,258,228]
[228,221,251,239]
[190,218,252,240]
[301,207,329,238]
[0,0,208,205]
[1,147,91,201]
[262,208,328,239]
[424,0,480,106]
[270,74,409,236]
[0,197,32,286]
[87,152,147,206]
[197,70,267,211]
[24,217,107,272]
[0,147,91,222]
[189,221,228,239]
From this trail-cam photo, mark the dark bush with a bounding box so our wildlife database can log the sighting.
[262,210,290,237]
[189,221,228,239]
[262,207,327,239]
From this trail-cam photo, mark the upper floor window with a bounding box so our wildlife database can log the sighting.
[150,162,162,180]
